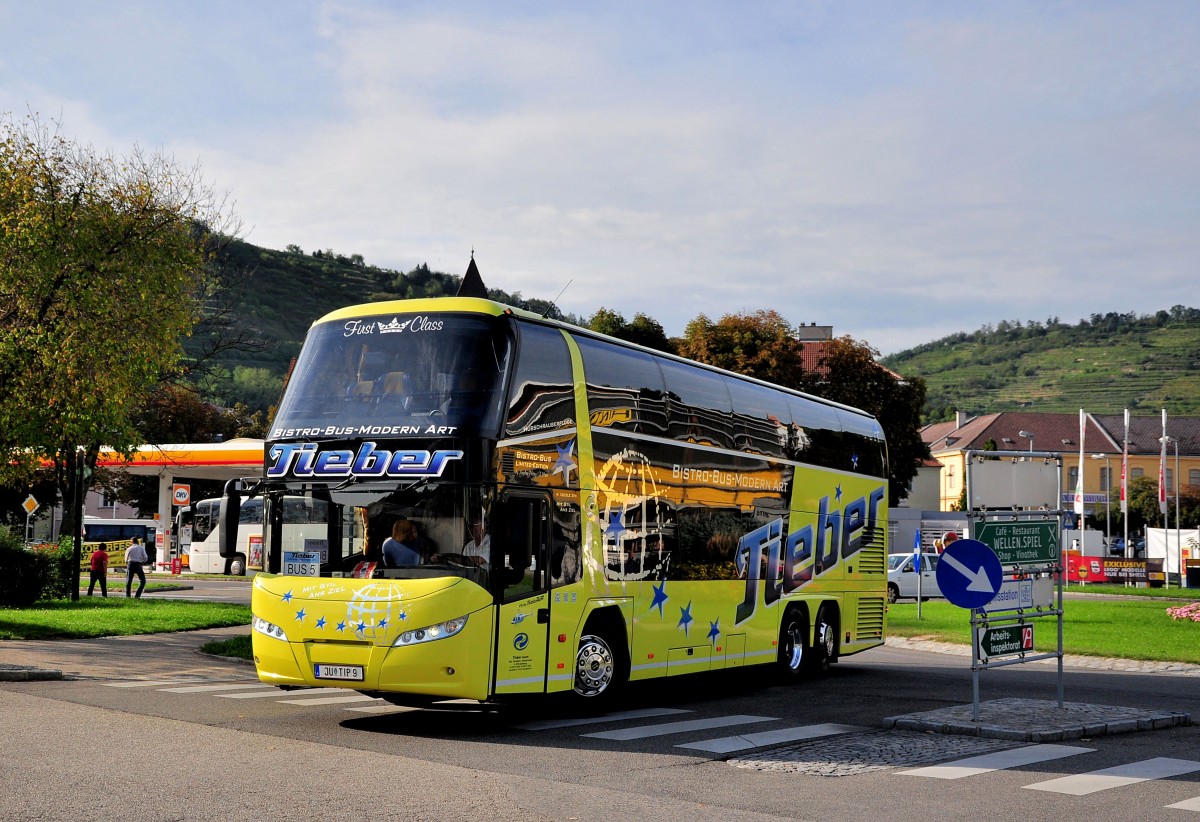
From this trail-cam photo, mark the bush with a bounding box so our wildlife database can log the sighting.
[41,538,78,600]
[0,526,51,606]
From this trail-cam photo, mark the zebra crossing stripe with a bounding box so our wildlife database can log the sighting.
[1023,757,1200,795]
[276,693,382,706]
[677,722,868,754]
[158,682,272,693]
[219,689,316,699]
[583,714,775,741]
[899,744,1095,779]
[103,680,204,687]
[514,707,691,731]
[1166,796,1200,812]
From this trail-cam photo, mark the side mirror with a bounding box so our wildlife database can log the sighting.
[219,479,243,559]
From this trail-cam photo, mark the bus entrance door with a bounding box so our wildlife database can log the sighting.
[493,494,552,696]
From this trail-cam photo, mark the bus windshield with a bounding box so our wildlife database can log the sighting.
[263,484,496,588]
[270,313,511,440]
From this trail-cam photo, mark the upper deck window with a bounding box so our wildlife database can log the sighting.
[271,313,511,440]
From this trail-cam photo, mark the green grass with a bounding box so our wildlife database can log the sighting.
[202,634,252,659]
[0,599,251,641]
[888,597,1200,664]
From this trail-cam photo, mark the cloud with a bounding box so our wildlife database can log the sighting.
[4,2,1198,355]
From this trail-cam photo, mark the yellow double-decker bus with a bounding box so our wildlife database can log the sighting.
[237,297,888,708]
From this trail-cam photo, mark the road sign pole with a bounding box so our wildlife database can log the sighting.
[971,609,982,721]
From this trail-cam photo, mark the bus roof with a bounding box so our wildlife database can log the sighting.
[310,296,881,430]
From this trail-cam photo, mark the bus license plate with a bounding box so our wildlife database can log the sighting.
[313,664,364,681]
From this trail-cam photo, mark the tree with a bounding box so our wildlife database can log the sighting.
[587,307,674,353]
[0,114,236,537]
[798,336,930,507]
[677,310,804,384]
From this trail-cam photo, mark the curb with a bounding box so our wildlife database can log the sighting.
[0,664,64,682]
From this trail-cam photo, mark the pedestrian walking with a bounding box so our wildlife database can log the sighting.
[87,542,109,597]
[125,537,148,598]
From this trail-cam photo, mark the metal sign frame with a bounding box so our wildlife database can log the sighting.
[963,449,1066,721]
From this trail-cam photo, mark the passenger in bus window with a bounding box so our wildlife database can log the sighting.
[382,519,421,567]
[460,518,490,568]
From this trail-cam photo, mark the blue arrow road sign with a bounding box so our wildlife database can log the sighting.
[912,529,922,572]
[935,538,1003,610]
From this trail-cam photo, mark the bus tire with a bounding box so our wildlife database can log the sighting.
[228,554,247,576]
[804,603,838,676]
[572,624,627,710]
[776,606,809,682]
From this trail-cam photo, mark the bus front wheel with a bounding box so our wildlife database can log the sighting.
[227,554,247,576]
[573,631,626,709]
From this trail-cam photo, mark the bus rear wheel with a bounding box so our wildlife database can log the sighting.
[804,604,838,676]
[227,554,246,576]
[776,608,809,682]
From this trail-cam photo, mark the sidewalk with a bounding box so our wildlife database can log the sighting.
[0,624,251,682]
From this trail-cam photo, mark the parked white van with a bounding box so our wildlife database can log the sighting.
[887,552,943,603]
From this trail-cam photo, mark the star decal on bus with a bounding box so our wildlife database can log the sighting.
[650,581,668,616]
[282,590,293,603]
[707,619,720,645]
[295,608,306,622]
[552,439,577,486]
[315,616,327,630]
[850,453,859,470]
[834,483,843,501]
[336,621,347,633]
[604,510,625,537]
[677,600,694,637]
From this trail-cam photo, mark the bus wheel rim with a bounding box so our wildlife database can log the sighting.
[783,620,803,671]
[574,635,614,697]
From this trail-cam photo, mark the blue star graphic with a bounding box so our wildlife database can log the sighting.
[355,620,367,634]
[677,601,694,637]
[315,616,327,630]
[282,590,293,603]
[834,483,843,501]
[398,611,407,621]
[707,619,720,645]
[335,621,347,633]
[295,608,306,622]
[378,618,388,629]
[851,453,859,470]
[552,439,577,486]
[605,510,625,538]
[650,581,669,617]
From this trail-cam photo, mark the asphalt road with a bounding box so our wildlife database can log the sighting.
[2,625,1199,822]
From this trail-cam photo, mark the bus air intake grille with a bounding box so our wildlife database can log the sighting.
[856,597,885,640]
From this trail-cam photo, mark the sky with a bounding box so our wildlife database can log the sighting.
[2,1,1197,355]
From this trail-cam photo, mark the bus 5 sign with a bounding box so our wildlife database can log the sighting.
[978,624,1034,661]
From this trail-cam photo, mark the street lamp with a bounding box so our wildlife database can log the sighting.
[1091,453,1111,551]
[1019,430,1035,453]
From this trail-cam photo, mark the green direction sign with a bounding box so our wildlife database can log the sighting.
[972,520,1059,565]
[978,624,1034,660]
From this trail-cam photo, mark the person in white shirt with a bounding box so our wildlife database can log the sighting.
[460,519,490,569]
[125,537,148,598]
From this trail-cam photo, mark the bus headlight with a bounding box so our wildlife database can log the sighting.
[253,616,288,642]
[393,615,468,647]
